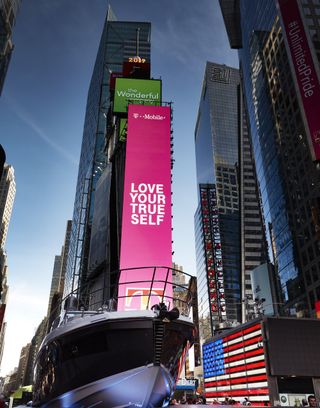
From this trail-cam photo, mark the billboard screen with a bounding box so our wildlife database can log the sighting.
[278,0,320,161]
[122,61,150,79]
[113,78,161,114]
[118,105,172,310]
[266,317,320,376]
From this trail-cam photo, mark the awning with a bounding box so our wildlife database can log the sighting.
[10,385,32,399]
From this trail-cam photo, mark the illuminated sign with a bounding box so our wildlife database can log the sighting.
[125,288,164,310]
[200,186,226,321]
[113,78,161,114]
[278,0,320,161]
[176,378,196,390]
[118,105,172,311]
[127,56,147,63]
[203,322,269,403]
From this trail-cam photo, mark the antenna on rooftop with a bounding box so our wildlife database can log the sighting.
[136,28,140,56]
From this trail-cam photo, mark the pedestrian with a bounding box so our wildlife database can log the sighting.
[196,395,206,404]
[307,395,317,408]
[0,394,5,408]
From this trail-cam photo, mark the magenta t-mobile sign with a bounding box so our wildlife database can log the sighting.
[118,104,172,311]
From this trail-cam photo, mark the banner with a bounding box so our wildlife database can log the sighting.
[118,105,172,310]
[278,0,320,161]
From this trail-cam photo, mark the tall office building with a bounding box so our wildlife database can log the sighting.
[220,0,320,317]
[15,343,31,388]
[64,7,151,304]
[46,255,62,317]
[0,249,8,367]
[58,220,71,299]
[46,220,71,331]
[0,0,20,95]
[194,62,267,339]
[0,163,14,368]
[24,317,47,386]
[0,164,15,249]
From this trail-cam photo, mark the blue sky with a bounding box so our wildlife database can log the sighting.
[0,0,237,375]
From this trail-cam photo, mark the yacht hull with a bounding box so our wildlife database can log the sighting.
[33,311,194,407]
[40,364,173,408]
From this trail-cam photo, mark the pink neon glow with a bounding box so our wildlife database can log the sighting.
[118,105,172,310]
[278,0,320,160]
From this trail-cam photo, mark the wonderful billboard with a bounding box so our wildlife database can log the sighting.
[113,78,161,114]
[118,105,172,311]
[278,0,320,161]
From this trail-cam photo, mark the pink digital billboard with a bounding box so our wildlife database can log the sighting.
[118,104,172,310]
[278,0,320,161]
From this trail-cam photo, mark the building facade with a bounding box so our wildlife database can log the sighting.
[0,248,8,366]
[15,343,31,388]
[220,0,320,317]
[194,62,267,341]
[0,163,15,365]
[46,255,62,317]
[46,220,72,332]
[23,317,47,386]
[64,6,151,304]
[0,145,5,179]
[0,0,20,95]
[0,164,15,249]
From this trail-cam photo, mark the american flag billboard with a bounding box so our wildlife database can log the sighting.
[203,322,269,405]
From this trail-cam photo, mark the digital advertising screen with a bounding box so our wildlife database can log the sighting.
[113,78,161,114]
[278,0,320,161]
[118,104,172,311]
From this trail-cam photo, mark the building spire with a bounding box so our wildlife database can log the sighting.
[106,4,117,22]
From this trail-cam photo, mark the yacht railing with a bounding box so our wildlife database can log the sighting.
[48,266,197,332]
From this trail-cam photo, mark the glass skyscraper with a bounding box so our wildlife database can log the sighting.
[194,62,267,340]
[64,7,151,303]
[220,0,320,317]
[0,0,20,95]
